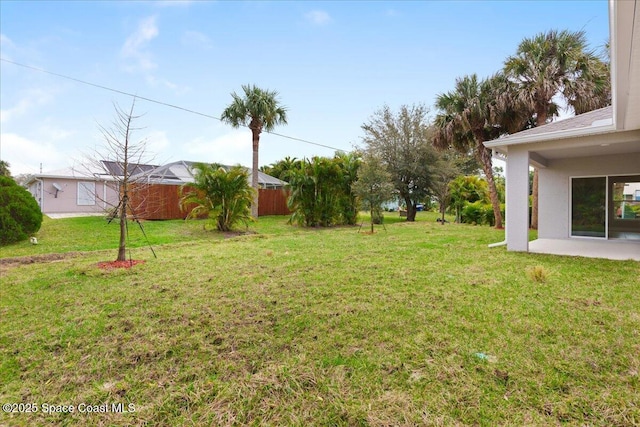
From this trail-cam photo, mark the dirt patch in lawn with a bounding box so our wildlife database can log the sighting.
[97,259,145,270]
[0,252,82,272]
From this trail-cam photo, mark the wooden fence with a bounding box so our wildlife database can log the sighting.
[128,184,290,220]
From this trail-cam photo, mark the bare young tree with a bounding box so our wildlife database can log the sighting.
[85,99,153,262]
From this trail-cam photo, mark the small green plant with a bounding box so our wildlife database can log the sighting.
[528,265,549,283]
[180,163,255,232]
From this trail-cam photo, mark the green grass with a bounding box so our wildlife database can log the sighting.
[1,212,639,426]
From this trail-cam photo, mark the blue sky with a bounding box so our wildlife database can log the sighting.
[1,0,609,175]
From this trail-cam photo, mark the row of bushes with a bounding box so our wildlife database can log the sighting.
[460,201,506,227]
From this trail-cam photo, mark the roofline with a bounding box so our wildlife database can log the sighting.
[26,173,116,183]
[484,123,617,148]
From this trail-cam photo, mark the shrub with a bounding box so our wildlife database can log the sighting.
[0,176,43,245]
[461,201,505,226]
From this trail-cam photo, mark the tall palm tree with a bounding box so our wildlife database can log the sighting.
[221,84,288,218]
[505,29,611,229]
[433,73,524,229]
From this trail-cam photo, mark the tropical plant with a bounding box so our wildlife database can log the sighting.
[180,163,255,232]
[351,151,394,232]
[504,29,611,229]
[449,175,489,223]
[433,73,524,229]
[260,156,299,182]
[286,154,360,227]
[0,175,43,245]
[361,104,439,221]
[334,151,361,225]
[221,85,288,218]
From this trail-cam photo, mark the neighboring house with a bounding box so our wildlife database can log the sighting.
[27,160,290,219]
[128,160,290,219]
[484,0,640,260]
[26,165,119,216]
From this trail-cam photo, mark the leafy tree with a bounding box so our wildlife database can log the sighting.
[431,151,462,224]
[221,84,288,218]
[505,29,611,229]
[361,104,439,222]
[433,73,524,229]
[180,163,255,232]
[351,151,394,232]
[0,175,43,245]
[0,160,11,177]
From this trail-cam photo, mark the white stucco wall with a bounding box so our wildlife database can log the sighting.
[505,146,530,251]
[30,178,119,215]
[539,152,640,239]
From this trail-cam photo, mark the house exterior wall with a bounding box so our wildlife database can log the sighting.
[29,177,119,215]
[505,146,530,251]
[539,152,640,239]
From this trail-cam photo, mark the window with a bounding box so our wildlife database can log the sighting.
[77,181,96,206]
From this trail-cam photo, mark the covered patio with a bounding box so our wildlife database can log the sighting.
[529,238,640,261]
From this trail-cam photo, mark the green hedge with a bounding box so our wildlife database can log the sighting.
[0,176,43,245]
[461,201,505,226]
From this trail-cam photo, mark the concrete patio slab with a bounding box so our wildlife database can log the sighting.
[528,238,640,261]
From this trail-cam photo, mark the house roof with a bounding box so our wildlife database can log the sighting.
[26,164,115,183]
[485,106,615,149]
[135,160,288,188]
[101,160,158,176]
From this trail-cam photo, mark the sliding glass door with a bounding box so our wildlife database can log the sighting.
[571,177,606,238]
[609,175,640,240]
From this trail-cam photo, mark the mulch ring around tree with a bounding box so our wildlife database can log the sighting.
[97,259,145,270]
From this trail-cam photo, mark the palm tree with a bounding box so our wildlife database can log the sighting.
[180,163,255,232]
[433,73,524,229]
[221,85,288,218]
[504,29,611,228]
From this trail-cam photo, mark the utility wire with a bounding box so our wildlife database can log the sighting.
[0,57,344,152]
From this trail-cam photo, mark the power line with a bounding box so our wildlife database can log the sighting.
[0,57,344,152]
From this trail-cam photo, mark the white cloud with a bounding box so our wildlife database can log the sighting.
[0,33,16,50]
[121,15,159,72]
[0,88,57,124]
[0,133,67,175]
[305,10,332,26]
[181,30,213,50]
[183,131,252,166]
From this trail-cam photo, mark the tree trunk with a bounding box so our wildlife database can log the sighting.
[370,207,374,233]
[405,197,417,221]
[251,130,260,219]
[117,194,127,261]
[476,142,503,229]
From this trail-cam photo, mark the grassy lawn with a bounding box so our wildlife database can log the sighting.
[1,213,638,426]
